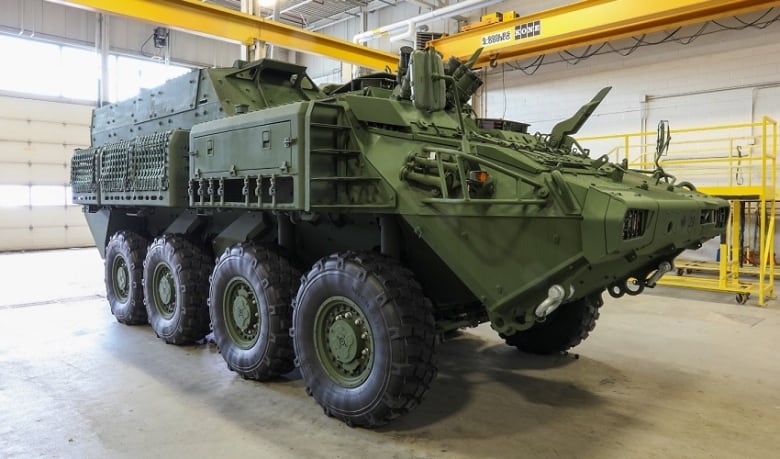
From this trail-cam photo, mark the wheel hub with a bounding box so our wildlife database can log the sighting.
[223,279,259,349]
[116,265,128,291]
[157,274,173,305]
[314,296,373,387]
[328,319,362,364]
[112,257,130,301]
[231,294,251,331]
[152,265,176,318]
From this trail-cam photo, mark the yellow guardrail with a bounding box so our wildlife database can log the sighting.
[578,117,778,306]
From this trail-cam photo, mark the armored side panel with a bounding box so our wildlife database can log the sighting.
[99,129,190,206]
[189,99,395,211]
[189,103,306,210]
[70,129,190,207]
[90,59,326,147]
[71,146,99,205]
[91,70,211,145]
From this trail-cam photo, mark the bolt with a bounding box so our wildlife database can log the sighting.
[354,319,362,325]
[360,332,368,340]
[361,349,368,356]
[344,312,353,319]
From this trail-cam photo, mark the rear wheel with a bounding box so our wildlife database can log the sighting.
[209,243,299,380]
[105,231,149,325]
[502,294,603,355]
[143,235,213,345]
[292,252,437,427]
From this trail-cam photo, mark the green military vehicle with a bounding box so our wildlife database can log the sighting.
[71,47,728,427]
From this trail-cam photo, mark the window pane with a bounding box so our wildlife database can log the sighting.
[0,185,30,207]
[0,35,188,102]
[109,55,190,102]
[0,36,60,97]
[30,185,66,206]
[61,47,99,100]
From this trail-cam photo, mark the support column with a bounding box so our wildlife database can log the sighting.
[267,2,279,59]
[240,0,266,61]
[343,7,370,82]
[97,13,110,106]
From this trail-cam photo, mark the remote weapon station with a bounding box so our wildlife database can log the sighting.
[71,47,728,426]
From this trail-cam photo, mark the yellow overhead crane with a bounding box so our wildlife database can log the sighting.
[46,0,399,71]
[430,0,780,68]
[48,0,780,72]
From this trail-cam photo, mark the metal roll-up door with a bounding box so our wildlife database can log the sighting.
[0,95,94,251]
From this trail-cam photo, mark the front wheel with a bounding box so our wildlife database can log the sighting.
[502,294,603,355]
[292,252,437,427]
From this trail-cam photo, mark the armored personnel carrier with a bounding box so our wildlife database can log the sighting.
[71,47,728,427]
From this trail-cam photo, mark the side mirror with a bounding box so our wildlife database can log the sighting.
[655,120,671,168]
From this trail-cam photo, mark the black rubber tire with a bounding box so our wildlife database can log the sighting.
[143,235,213,345]
[209,243,300,380]
[292,251,437,427]
[502,294,604,355]
[105,231,149,325]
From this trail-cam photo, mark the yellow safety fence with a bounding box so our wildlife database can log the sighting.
[578,116,777,305]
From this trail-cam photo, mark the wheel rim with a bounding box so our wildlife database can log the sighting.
[223,277,260,349]
[111,256,130,301]
[152,263,176,319]
[313,296,374,388]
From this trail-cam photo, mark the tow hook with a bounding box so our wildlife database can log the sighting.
[645,261,673,288]
[535,284,572,318]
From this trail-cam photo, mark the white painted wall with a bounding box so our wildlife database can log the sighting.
[0,95,94,251]
[478,13,780,135]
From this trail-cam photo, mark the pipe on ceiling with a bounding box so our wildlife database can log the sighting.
[352,0,502,44]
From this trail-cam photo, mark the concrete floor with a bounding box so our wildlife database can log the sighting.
[1,249,779,458]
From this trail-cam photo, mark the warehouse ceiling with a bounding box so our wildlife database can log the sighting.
[205,0,414,30]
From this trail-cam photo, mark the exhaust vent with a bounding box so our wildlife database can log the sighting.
[623,209,648,240]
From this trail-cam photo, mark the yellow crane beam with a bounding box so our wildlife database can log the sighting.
[429,0,780,67]
[46,0,399,71]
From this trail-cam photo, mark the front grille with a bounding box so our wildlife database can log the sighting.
[715,207,728,228]
[701,208,729,228]
[623,209,648,240]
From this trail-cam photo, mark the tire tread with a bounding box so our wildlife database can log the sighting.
[502,294,603,354]
[105,231,149,325]
[144,234,212,345]
[294,251,437,427]
[210,242,299,380]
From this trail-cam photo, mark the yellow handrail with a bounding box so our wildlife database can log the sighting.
[578,117,777,305]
